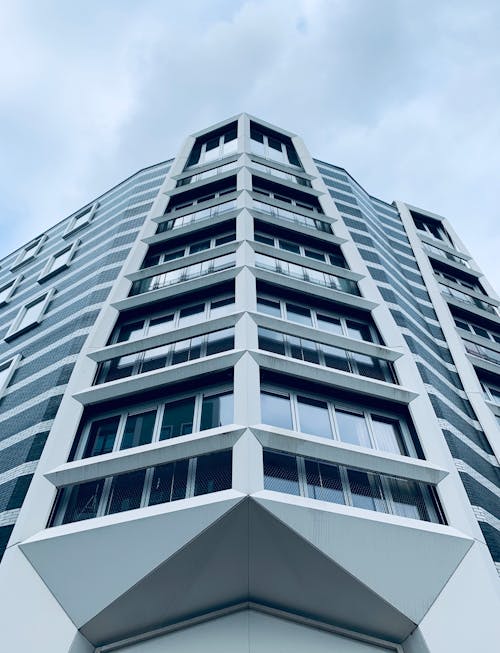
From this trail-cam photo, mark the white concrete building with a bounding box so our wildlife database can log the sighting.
[0,115,499,651]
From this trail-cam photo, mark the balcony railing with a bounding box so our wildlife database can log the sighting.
[95,328,235,384]
[250,161,311,187]
[157,199,237,234]
[253,199,332,234]
[176,161,239,187]
[263,449,444,524]
[422,242,470,268]
[49,450,232,526]
[464,341,500,366]
[439,283,496,315]
[130,254,235,296]
[258,327,395,382]
[255,253,359,296]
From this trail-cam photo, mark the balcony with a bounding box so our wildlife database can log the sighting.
[130,254,235,296]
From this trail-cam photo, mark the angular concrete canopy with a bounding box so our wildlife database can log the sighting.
[20,494,472,648]
[20,492,245,626]
[83,499,415,646]
[256,493,473,623]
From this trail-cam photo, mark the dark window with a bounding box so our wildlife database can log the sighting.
[83,417,120,458]
[149,460,189,505]
[200,392,233,430]
[160,397,195,439]
[263,450,300,495]
[194,451,232,496]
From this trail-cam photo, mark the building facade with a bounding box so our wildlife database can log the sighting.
[0,115,499,652]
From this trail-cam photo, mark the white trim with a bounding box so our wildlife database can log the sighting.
[0,275,23,306]
[4,288,56,341]
[0,354,22,399]
[10,235,47,271]
[38,240,79,282]
[63,201,99,237]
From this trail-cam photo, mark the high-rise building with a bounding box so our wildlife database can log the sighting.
[0,115,499,652]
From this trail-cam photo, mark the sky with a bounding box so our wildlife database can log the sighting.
[0,0,499,291]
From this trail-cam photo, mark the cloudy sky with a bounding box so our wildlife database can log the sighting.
[1,0,499,290]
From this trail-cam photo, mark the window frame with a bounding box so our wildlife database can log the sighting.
[263,449,443,523]
[260,386,414,457]
[74,385,234,461]
[256,291,380,343]
[480,381,500,405]
[257,327,394,383]
[10,235,47,271]
[254,229,346,268]
[0,275,23,306]
[50,449,233,527]
[186,127,238,168]
[0,354,21,400]
[4,288,56,341]
[142,229,236,270]
[110,291,236,344]
[250,126,301,167]
[63,202,99,237]
[254,253,359,296]
[38,240,79,282]
[96,327,235,384]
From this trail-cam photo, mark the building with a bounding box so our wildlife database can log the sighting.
[0,114,499,652]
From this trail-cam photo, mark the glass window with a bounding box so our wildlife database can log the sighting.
[305,460,344,504]
[49,247,73,273]
[106,470,146,514]
[288,335,320,364]
[189,240,211,254]
[261,391,293,430]
[15,296,47,332]
[160,397,195,439]
[347,470,385,512]
[210,296,235,319]
[61,479,104,524]
[120,411,156,450]
[206,328,234,356]
[163,249,184,262]
[215,232,235,246]
[142,252,162,268]
[257,296,281,318]
[116,320,144,343]
[317,314,343,335]
[388,477,428,520]
[258,328,286,355]
[171,336,202,365]
[178,303,205,328]
[346,320,373,342]
[297,396,332,438]
[149,459,189,505]
[83,417,120,458]
[0,364,11,392]
[194,451,232,496]
[263,451,300,495]
[0,280,17,304]
[279,239,300,254]
[304,248,325,262]
[147,313,175,337]
[200,392,233,430]
[336,410,371,448]
[255,232,274,246]
[329,252,347,268]
[322,345,350,372]
[286,303,312,326]
[371,416,406,455]
[351,352,387,380]
[140,344,171,372]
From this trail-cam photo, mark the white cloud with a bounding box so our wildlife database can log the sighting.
[0,0,498,291]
